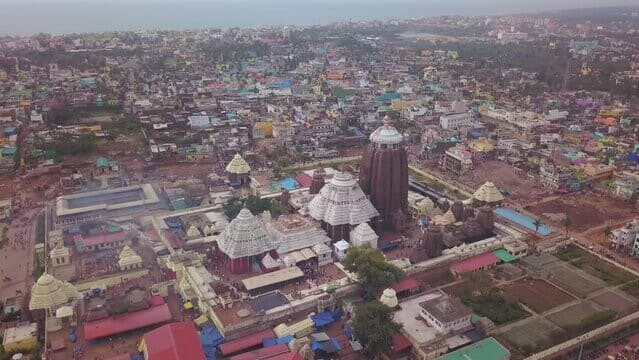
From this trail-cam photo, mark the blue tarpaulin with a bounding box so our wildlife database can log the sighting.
[311,308,343,329]
[311,338,342,353]
[344,325,353,340]
[200,326,224,360]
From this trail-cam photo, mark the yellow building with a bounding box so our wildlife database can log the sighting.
[253,122,273,138]
[2,323,38,353]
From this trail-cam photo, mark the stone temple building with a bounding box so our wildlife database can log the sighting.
[225,153,251,187]
[359,115,409,232]
[217,208,275,274]
[307,171,379,242]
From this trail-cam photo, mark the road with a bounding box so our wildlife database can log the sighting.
[0,208,41,299]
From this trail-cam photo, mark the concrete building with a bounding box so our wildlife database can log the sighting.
[54,184,162,228]
[440,112,472,130]
[442,146,473,175]
[419,293,472,334]
[0,198,11,220]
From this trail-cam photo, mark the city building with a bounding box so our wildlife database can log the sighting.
[440,112,472,130]
[419,293,472,334]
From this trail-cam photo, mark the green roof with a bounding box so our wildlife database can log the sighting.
[439,337,510,360]
[493,249,517,263]
[171,198,188,210]
[1,147,17,156]
[96,157,109,168]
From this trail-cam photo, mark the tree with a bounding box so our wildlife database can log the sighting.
[563,215,572,245]
[351,301,401,359]
[603,225,612,242]
[533,218,543,234]
[342,246,404,300]
[223,195,283,219]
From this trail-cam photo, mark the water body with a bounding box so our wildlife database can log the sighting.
[0,0,636,36]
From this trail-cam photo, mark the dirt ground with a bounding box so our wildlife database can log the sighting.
[546,301,600,329]
[529,193,638,232]
[502,278,575,313]
[456,160,546,202]
[591,290,638,315]
[500,317,564,354]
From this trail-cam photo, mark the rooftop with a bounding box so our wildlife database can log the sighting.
[307,171,379,226]
[439,337,510,360]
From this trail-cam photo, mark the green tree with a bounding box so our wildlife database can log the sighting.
[351,301,401,359]
[533,218,543,234]
[223,195,283,219]
[563,215,573,245]
[603,225,612,241]
[342,246,404,300]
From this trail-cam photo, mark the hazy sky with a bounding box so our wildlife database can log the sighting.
[1,0,638,35]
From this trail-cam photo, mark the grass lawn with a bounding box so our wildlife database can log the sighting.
[555,245,586,262]
[621,281,639,299]
[461,291,529,325]
[572,254,636,286]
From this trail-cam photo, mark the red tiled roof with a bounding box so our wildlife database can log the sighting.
[219,329,275,356]
[83,304,172,340]
[295,173,313,188]
[262,352,302,360]
[392,332,412,352]
[229,344,289,360]
[75,231,127,247]
[392,277,420,293]
[143,321,205,360]
[450,252,500,274]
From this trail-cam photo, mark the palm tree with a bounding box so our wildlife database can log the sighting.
[533,218,543,234]
[562,214,572,246]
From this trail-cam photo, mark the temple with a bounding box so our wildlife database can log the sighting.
[225,153,251,187]
[217,208,276,273]
[307,171,379,241]
[359,115,409,232]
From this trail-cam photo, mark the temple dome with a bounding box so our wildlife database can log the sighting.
[29,273,78,311]
[218,208,275,259]
[308,171,379,226]
[225,153,251,174]
[473,182,504,203]
[369,116,403,145]
[380,288,398,308]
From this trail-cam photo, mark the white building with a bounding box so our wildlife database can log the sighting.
[612,219,639,252]
[440,112,472,130]
[349,223,379,248]
[419,293,472,334]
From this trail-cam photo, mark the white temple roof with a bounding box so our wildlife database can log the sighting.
[225,153,251,174]
[267,214,331,255]
[307,171,379,226]
[473,181,504,203]
[380,288,398,308]
[118,245,143,268]
[350,223,379,247]
[29,273,78,311]
[217,208,275,259]
[369,115,403,145]
[433,210,456,226]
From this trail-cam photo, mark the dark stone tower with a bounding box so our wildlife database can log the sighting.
[309,168,325,195]
[423,225,444,258]
[359,115,409,232]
